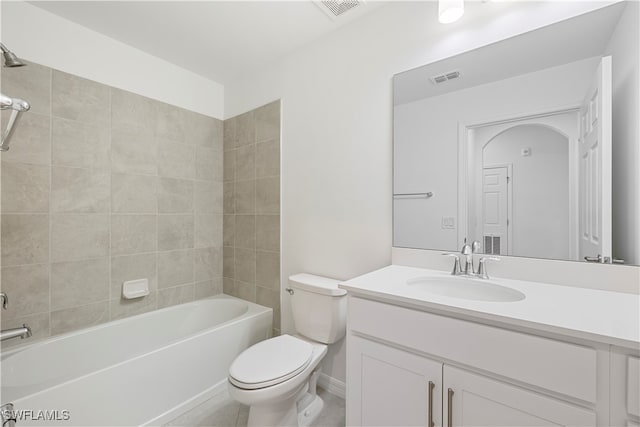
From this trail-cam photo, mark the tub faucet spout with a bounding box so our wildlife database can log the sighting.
[1,403,16,427]
[1,324,32,341]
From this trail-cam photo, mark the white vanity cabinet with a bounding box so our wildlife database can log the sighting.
[346,296,604,427]
[610,352,640,426]
[629,357,640,422]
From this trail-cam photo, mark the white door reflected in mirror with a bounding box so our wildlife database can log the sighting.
[578,56,612,264]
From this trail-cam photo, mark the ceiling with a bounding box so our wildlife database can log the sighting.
[394,2,626,105]
[30,0,388,85]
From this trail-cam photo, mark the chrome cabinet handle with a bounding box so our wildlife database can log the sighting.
[447,388,454,427]
[428,381,435,427]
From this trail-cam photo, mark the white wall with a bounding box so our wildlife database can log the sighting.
[394,58,596,252]
[225,1,616,384]
[605,1,640,265]
[0,1,224,119]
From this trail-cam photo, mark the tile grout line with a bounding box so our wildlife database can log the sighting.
[155,203,161,307]
[108,84,113,322]
[276,103,282,333]
[48,67,53,338]
[229,119,236,298]
[155,109,160,313]
[253,120,257,304]
[192,128,197,304]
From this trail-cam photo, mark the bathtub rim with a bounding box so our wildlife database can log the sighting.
[1,294,270,359]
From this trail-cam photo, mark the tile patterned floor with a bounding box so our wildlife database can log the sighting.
[165,387,345,427]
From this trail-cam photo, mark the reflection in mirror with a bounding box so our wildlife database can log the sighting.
[471,122,572,260]
[393,2,639,265]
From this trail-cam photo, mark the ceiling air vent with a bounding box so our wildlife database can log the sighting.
[430,70,462,85]
[316,0,361,19]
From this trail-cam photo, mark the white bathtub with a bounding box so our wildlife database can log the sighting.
[0,294,272,426]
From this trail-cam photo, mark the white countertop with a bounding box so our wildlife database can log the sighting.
[340,265,640,349]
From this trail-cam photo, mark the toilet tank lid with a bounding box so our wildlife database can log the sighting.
[289,273,347,296]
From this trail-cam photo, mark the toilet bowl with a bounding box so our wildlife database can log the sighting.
[227,274,347,427]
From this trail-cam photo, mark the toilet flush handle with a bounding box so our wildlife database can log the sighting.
[285,288,294,295]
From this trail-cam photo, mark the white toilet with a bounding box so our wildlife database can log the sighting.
[227,273,347,427]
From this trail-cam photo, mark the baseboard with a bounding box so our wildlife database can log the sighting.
[318,372,346,399]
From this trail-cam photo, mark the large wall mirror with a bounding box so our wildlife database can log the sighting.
[393,2,639,266]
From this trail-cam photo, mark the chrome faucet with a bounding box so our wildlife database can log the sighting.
[0,292,33,341]
[1,403,17,427]
[460,239,480,274]
[443,240,499,279]
[1,324,32,341]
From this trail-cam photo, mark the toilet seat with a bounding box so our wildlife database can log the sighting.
[229,335,314,390]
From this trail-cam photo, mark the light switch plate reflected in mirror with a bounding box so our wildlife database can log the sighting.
[442,217,455,229]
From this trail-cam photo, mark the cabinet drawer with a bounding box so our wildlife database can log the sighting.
[348,297,597,403]
[629,357,640,417]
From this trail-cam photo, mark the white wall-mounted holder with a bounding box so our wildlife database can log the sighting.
[122,279,150,299]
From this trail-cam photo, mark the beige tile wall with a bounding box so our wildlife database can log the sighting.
[223,101,281,335]
[0,61,224,346]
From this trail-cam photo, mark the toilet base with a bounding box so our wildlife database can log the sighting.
[297,392,324,427]
[246,392,300,427]
[245,377,325,427]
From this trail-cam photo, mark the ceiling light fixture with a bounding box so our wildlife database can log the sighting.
[438,0,464,24]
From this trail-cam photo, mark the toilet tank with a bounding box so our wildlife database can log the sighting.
[289,274,347,344]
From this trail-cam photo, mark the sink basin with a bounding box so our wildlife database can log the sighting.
[406,276,525,302]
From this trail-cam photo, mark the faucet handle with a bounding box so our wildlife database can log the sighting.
[477,257,500,279]
[471,240,480,254]
[0,292,7,310]
[442,253,461,275]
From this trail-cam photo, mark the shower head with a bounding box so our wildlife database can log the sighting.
[0,43,26,67]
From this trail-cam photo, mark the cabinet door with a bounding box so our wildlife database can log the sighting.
[443,366,596,427]
[347,335,442,427]
[628,357,640,418]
